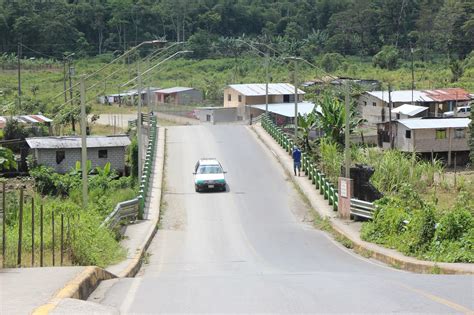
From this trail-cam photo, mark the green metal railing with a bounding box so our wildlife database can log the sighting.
[137,116,158,219]
[262,115,338,211]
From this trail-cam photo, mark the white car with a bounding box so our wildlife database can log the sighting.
[443,106,471,118]
[193,158,227,192]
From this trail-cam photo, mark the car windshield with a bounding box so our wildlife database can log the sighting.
[197,165,223,174]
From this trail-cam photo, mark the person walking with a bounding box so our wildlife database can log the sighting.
[292,145,301,176]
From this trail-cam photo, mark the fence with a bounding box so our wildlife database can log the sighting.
[350,198,376,219]
[0,184,75,268]
[99,115,158,232]
[261,115,339,211]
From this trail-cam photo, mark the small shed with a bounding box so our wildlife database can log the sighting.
[196,107,237,124]
[247,102,319,126]
[391,104,428,120]
[155,87,202,105]
[26,135,131,174]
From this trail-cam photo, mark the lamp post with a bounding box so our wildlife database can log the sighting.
[283,57,303,139]
[121,50,192,179]
[235,39,271,116]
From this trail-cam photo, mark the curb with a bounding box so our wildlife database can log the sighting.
[31,127,167,314]
[250,124,473,275]
[31,266,116,315]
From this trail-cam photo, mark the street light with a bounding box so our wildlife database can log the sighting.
[121,50,193,179]
[235,39,271,116]
[283,57,304,139]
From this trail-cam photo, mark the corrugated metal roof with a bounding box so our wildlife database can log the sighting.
[398,118,471,130]
[228,83,305,96]
[367,90,433,103]
[26,135,131,149]
[156,87,195,94]
[423,88,470,102]
[248,102,319,117]
[0,115,52,126]
[391,104,428,116]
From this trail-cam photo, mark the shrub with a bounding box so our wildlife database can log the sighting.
[319,138,343,184]
[373,45,400,70]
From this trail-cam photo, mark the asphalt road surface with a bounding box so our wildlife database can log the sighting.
[93,125,473,314]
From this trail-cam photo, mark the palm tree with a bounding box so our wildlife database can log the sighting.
[314,92,365,146]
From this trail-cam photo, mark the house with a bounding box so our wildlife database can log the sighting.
[358,88,471,127]
[391,104,428,120]
[223,83,305,120]
[26,135,131,174]
[99,88,160,105]
[377,118,471,165]
[155,87,202,105]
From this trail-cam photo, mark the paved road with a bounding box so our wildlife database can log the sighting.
[92,125,473,314]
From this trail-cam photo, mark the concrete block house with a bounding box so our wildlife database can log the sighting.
[155,87,202,105]
[223,83,305,120]
[377,118,471,165]
[358,88,471,127]
[26,135,131,174]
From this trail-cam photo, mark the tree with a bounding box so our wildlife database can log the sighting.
[314,93,365,146]
[297,111,317,151]
[3,118,27,141]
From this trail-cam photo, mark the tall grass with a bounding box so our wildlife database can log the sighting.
[319,138,343,184]
[355,148,444,195]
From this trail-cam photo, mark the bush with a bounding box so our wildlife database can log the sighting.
[373,45,400,70]
[320,53,345,72]
[361,185,474,262]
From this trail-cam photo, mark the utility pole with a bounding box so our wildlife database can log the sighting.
[63,58,68,103]
[80,76,88,209]
[69,61,75,133]
[411,47,415,104]
[388,84,394,149]
[137,70,143,180]
[265,53,269,115]
[17,42,22,108]
[293,59,298,139]
[344,82,351,177]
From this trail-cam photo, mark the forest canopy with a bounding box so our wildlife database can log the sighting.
[0,0,473,60]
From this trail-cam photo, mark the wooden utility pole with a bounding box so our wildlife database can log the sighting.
[80,76,88,208]
[344,82,351,177]
[293,59,298,139]
[388,84,394,149]
[17,42,22,109]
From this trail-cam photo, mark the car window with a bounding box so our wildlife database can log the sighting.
[197,165,223,174]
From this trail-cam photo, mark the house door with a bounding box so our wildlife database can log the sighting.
[206,114,211,122]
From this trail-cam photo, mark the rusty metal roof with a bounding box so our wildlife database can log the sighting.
[422,88,471,102]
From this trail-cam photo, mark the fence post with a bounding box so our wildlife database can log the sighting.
[2,182,5,268]
[17,188,24,267]
[52,210,55,266]
[40,204,43,267]
[67,216,71,263]
[31,197,35,267]
[60,213,64,266]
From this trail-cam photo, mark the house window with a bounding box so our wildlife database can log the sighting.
[98,149,108,158]
[56,150,65,164]
[372,102,377,107]
[238,95,242,102]
[364,101,367,106]
[454,128,465,139]
[227,94,231,101]
[435,129,447,140]
[405,130,411,139]
[206,114,211,122]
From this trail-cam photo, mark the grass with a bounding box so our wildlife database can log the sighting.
[1,56,472,120]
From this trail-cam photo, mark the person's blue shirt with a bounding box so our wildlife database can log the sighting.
[292,148,301,163]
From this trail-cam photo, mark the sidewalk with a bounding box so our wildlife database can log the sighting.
[0,127,166,315]
[251,123,473,275]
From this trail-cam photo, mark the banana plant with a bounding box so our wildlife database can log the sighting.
[297,111,317,151]
[0,147,17,171]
